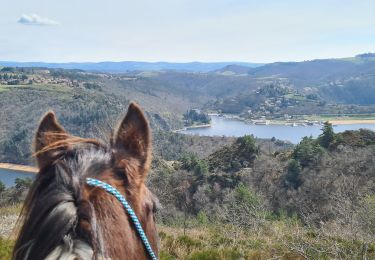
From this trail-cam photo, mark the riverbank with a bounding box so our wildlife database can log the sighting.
[0,163,38,174]
[328,119,375,125]
[250,119,375,126]
[173,123,212,133]
[219,114,375,126]
[218,114,318,126]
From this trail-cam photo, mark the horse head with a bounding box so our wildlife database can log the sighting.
[13,102,159,259]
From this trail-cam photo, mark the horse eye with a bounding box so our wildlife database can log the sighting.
[113,167,126,180]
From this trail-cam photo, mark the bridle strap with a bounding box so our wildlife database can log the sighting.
[86,178,157,260]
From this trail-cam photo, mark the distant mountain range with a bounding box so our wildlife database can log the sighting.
[216,53,375,79]
[1,53,375,106]
[2,53,375,74]
[0,61,263,73]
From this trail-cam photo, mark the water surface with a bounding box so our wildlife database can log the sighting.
[0,168,35,187]
[181,116,375,143]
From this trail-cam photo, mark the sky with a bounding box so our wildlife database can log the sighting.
[1,0,375,63]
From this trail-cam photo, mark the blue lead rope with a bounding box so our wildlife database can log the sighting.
[86,178,157,260]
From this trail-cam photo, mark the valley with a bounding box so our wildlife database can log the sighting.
[0,54,375,259]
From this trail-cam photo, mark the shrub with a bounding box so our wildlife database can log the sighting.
[236,135,257,155]
[293,136,324,167]
[197,211,208,225]
[180,153,209,178]
[15,178,33,190]
[194,160,208,177]
[0,181,5,194]
[0,238,13,259]
[177,235,202,249]
[234,183,260,206]
[285,159,302,189]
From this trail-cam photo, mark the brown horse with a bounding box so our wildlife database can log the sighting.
[12,103,159,259]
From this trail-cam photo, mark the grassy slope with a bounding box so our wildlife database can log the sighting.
[158,223,375,260]
[0,203,373,260]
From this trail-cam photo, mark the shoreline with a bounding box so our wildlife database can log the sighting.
[186,123,212,129]
[327,119,375,125]
[213,114,375,126]
[0,163,38,174]
[174,118,375,132]
[173,123,212,132]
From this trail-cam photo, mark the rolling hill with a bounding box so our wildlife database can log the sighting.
[214,53,375,107]
[0,61,263,73]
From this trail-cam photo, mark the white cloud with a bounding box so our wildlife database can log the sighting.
[18,14,59,26]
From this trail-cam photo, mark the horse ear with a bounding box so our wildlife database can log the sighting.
[113,102,152,177]
[35,111,68,169]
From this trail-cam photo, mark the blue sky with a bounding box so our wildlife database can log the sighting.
[1,0,375,62]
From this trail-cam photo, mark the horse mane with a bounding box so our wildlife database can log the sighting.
[33,132,104,157]
[13,134,110,260]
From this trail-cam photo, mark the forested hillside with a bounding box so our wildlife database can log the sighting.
[215,53,375,109]
[0,67,195,164]
[146,126,375,258]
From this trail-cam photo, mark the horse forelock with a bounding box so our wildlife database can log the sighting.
[13,143,113,260]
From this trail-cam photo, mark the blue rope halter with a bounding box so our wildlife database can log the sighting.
[86,178,157,260]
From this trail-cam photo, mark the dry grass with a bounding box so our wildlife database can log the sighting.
[0,204,22,239]
[0,204,21,259]
[0,205,374,259]
[157,221,375,260]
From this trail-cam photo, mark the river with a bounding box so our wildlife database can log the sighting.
[181,115,375,143]
[1,116,374,185]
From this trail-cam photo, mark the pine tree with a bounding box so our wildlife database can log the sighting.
[318,121,335,148]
